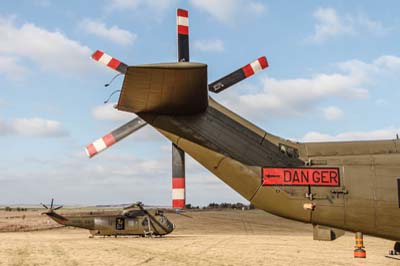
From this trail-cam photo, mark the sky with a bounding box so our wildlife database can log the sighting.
[1,0,400,206]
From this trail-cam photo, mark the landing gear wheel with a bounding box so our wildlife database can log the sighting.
[394,242,400,253]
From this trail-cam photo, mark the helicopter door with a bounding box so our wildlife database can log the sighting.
[116,217,125,230]
[310,166,345,227]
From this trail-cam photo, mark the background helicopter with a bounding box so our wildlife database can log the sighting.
[41,199,174,237]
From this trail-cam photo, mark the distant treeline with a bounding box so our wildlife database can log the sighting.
[2,207,28,212]
[185,202,255,210]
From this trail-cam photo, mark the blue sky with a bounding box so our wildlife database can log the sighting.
[1,0,400,206]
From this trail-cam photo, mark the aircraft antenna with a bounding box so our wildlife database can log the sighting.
[104,73,122,87]
[103,90,121,104]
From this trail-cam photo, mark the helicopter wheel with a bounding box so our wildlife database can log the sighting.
[394,242,400,253]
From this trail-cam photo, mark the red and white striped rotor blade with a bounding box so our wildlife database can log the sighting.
[91,50,128,74]
[172,144,185,209]
[177,8,189,62]
[85,117,147,158]
[208,56,269,93]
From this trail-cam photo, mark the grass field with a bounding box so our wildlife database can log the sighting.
[0,209,398,265]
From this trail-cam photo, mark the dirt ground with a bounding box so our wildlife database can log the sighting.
[0,209,398,266]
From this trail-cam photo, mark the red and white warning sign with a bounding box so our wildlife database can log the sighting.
[262,167,340,186]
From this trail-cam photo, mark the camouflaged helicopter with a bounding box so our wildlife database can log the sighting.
[41,199,174,237]
[83,8,400,257]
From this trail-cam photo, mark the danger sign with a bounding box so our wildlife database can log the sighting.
[262,167,340,186]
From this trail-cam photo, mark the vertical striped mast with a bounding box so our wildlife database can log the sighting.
[172,8,189,210]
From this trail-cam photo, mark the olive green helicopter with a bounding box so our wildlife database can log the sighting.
[41,199,174,237]
[82,7,400,258]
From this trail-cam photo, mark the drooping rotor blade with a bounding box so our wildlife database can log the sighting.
[85,117,147,158]
[175,9,188,210]
[135,202,165,233]
[208,56,269,93]
[136,202,145,211]
[179,212,193,219]
[172,144,185,209]
[177,8,189,62]
[53,205,63,211]
[91,50,128,74]
[41,203,49,209]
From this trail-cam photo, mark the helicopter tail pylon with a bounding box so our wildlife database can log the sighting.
[84,7,269,213]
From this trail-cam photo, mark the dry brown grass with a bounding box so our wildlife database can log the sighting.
[0,209,397,265]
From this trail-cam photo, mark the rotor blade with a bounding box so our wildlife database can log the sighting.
[50,198,54,209]
[53,205,63,210]
[208,56,269,93]
[179,213,193,219]
[172,144,185,209]
[136,202,145,211]
[85,117,147,158]
[146,212,169,234]
[91,50,128,74]
[41,203,48,209]
[177,8,189,62]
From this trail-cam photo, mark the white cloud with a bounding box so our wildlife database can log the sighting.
[322,106,343,120]
[219,55,400,121]
[0,55,28,79]
[374,55,400,70]
[92,102,134,121]
[309,7,353,42]
[80,19,137,46]
[352,13,389,36]
[0,117,68,137]
[221,71,368,119]
[309,7,388,42]
[0,146,246,205]
[302,127,400,142]
[193,39,224,52]
[190,0,266,24]
[0,16,93,77]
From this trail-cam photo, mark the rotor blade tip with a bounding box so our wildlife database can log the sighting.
[177,9,188,17]
[91,50,103,60]
[85,145,97,158]
[259,56,269,69]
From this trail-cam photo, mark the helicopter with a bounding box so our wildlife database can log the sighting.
[41,199,174,237]
[84,8,400,257]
